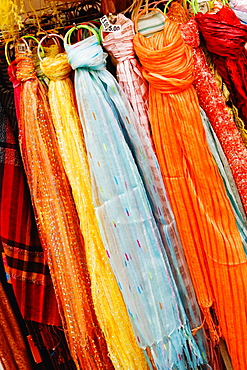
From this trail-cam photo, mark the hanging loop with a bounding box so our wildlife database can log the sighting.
[37,33,64,61]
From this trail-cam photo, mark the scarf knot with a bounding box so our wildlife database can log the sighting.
[65,35,107,71]
[40,54,71,80]
[133,19,194,94]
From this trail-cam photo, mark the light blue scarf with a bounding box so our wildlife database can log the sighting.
[65,34,208,369]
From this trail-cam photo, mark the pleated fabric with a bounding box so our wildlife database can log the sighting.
[200,108,247,253]
[6,58,78,370]
[182,8,247,214]
[196,7,247,128]
[102,13,205,336]
[102,14,151,139]
[166,3,247,252]
[134,18,247,370]
[15,51,114,370]
[65,34,207,370]
[40,52,148,370]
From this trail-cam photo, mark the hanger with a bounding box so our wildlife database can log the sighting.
[59,0,101,26]
[71,22,100,42]
[164,0,176,12]
[37,33,64,61]
[4,38,15,66]
[4,36,32,66]
[64,23,101,46]
[22,34,45,57]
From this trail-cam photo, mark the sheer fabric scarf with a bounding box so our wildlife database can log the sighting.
[40,52,147,370]
[15,52,113,370]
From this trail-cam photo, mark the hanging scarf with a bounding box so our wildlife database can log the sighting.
[40,52,147,370]
[200,107,247,250]
[196,7,247,128]
[65,34,207,370]
[134,17,247,370]
[167,2,247,252]
[15,51,113,370]
[102,13,206,332]
[6,58,78,369]
[0,96,60,325]
[102,14,151,138]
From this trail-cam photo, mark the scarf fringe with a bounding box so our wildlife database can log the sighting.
[147,323,208,370]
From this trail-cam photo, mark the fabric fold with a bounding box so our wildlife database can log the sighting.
[102,16,204,336]
[65,33,207,369]
[0,280,33,370]
[134,17,247,370]
[196,7,247,130]
[40,51,147,370]
[15,51,114,370]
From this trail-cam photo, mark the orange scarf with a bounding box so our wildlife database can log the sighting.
[16,52,113,370]
[134,17,247,369]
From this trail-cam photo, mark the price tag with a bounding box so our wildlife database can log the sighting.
[100,15,111,30]
[17,43,26,53]
[100,15,122,32]
[105,24,121,32]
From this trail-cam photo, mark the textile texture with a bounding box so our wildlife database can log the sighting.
[134,17,247,370]
[66,33,207,370]
[102,13,206,332]
[0,280,32,370]
[0,89,60,325]
[15,51,113,370]
[196,7,247,128]
[40,52,147,370]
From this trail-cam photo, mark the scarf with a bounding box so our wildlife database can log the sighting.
[15,51,113,370]
[102,13,205,332]
[196,7,247,129]
[65,33,206,370]
[134,17,247,370]
[40,52,146,370]
[0,280,32,369]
